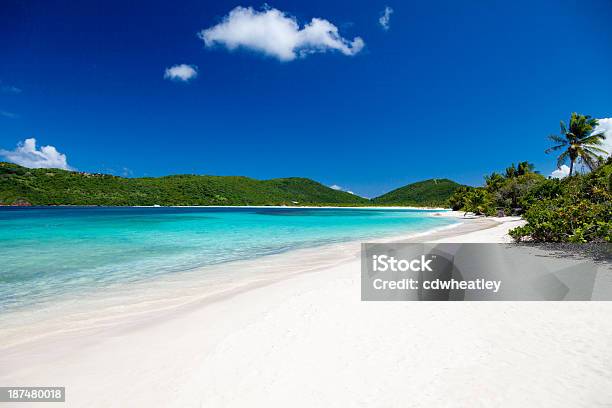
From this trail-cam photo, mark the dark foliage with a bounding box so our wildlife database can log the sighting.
[372,179,464,207]
[0,162,369,206]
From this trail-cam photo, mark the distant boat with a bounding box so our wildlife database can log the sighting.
[153,204,161,207]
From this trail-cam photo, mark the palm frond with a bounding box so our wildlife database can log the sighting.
[586,117,599,129]
[580,131,606,145]
[581,156,597,170]
[548,134,567,144]
[545,144,565,154]
[583,145,609,155]
[576,147,599,170]
[556,150,569,169]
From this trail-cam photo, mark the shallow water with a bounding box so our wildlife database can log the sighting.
[0,206,455,314]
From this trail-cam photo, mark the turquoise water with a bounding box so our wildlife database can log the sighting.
[0,207,455,313]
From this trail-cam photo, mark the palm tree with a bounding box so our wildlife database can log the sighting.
[517,161,536,176]
[484,172,505,191]
[545,113,607,176]
[503,162,534,178]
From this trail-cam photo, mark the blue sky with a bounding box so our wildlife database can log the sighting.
[1,0,611,197]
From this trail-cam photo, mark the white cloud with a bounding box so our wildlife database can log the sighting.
[550,165,570,179]
[0,138,73,170]
[379,6,393,30]
[594,118,612,157]
[346,190,355,195]
[164,64,198,82]
[198,6,364,61]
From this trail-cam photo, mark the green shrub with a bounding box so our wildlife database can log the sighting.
[510,162,612,243]
[518,178,564,209]
[509,198,611,242]
[493,173,545,213]
[448,186,473,211]
[463,188,494,216]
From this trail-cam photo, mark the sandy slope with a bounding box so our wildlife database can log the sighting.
[2,216,612,407]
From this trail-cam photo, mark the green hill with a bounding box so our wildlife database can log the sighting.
[371,178,463,207]
[0,162,369,206]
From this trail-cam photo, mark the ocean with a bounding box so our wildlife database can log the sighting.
[0,206,455,316]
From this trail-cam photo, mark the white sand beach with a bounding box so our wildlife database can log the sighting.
[2,214,612,407]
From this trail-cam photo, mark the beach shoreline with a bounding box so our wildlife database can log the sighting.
[0,211,492,350]
[0,212,473,350]
[2,204,454,210]
[3,214,612,407]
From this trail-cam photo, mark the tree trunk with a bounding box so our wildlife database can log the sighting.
[569,159,574,177]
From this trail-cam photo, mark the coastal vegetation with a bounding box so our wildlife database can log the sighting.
[449,158,612,242]
[449,159,611,242]
[448,113,611,243]
[509,158,611,242]
[545,113,608,177]
[448,161,544,215]
[0,162,369,206]
[0,163,462,208]
[371,179,463,207]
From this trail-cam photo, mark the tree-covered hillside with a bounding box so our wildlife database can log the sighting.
[371,179,464,207]
[0,162,369,206]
